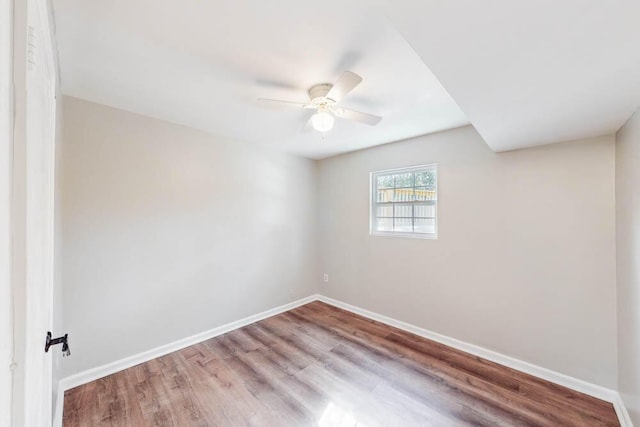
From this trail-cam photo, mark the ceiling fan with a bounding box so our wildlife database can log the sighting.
[257,71,382,132]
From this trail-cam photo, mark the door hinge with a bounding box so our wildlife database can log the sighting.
[45,332,70,357]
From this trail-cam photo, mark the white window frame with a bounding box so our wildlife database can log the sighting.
[369,164,438,239]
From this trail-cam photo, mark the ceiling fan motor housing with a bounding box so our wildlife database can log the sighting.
[309,83,334,106]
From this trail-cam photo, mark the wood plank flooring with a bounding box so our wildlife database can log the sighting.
[63,301,620,426]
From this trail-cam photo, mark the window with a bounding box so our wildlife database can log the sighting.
[370,164,437,239]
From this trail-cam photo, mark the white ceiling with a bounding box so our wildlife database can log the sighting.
[53,0,640,157]
[379,0,640,152]
[52,0,470,159]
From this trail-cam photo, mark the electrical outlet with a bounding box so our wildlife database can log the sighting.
[323,273,329,282]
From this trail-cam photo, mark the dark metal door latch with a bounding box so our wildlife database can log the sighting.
[45,332,71,357]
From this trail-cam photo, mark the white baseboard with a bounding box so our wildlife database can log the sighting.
[54,293,633,427]
[53,294,320,427]
[315,295,632,427]
[612,393,634,427]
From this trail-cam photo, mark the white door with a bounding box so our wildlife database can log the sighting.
[23,0,57,425]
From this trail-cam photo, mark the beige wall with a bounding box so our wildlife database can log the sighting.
[318,126,617,388]
[59,97,623,395]
[616,107,640,424]
[60,96,318,376]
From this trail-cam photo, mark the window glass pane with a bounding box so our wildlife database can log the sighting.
[376,205,393,217]
[377,188,393,202]
[414,203,436,218]
[394,203,413,218]
[376,218,393,231]
[393,188,415,202]
[394,218,413,232]
[394,171,414,188]
[416,170,436,188]
[414,187,427,201]
[376,174,394,189]
[414,188,437,202]
[414,218,436,234]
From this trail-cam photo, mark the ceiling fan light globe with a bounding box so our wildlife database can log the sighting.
[311,111,334,132]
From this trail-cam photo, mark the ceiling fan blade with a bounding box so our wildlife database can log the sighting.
[333,107,382,126]
[257,98,312,109]
[326,71,362,102]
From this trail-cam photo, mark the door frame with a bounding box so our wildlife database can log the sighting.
[3,0,58,425]
[24,0,58,425]
[1,0,15,425]
[24,0,57,422]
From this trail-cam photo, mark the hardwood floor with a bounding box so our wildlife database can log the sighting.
[63,301,620,426]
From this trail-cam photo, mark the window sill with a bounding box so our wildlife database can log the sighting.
[370,231,438,240]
